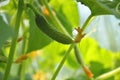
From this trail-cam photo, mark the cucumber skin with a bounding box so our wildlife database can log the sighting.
[35,14,73,44]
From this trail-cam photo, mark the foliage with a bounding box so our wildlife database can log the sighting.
[0,0,120,80]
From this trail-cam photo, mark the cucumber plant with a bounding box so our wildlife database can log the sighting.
[26,3,74,44]
[35,14,74,44]
[0,0,120,80]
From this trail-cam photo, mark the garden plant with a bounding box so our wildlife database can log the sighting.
[0,0,120,80]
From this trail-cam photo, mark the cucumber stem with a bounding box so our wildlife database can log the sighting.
[95,67,120,80]
[20,30,29,80]
[41,0,71,37]
[51,44,75,80]
[81,15,95,31]
[3,0,24,80]
[74,44,93,79]
[26,3,41,16]
[74,44,85,67]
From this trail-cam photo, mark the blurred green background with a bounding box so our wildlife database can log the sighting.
[0,0,120,80]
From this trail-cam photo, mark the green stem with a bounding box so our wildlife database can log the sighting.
[41,0,71,37]
[26,3,41,16]
[74,44,85,67]
[96,67,120,80]
[81,15,95,31]
[74,44,93,79]
[20,60,27,80]
[3,0,24,80]
[51,44,75,80]
[17,20,29,80]
[20,30,29,80]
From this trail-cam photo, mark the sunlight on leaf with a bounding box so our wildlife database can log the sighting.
[80,37,114,68]
[50,0,80,27]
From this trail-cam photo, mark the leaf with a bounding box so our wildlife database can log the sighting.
[62,0,80,27]
[77,0,120,18]
[38,42,69,71]
[27,10,52,53]
[114,53,120,68]
[0,15,12,48]
[0,49,7,63]
[0,55,7,63]
[50,0,80,27]
[0,0,17,15]
[79,38,114,68]
[67,54,79,69]
[89,61,112,78]
[55,11,73,36]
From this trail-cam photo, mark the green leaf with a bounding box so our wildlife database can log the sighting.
[89,61,113,78]
[56,11,73,36]
[67,54,79,69]
[89,61,104,77]
[0,55,7,63]
[77,0,120,18]
[114,53,120,68]
[0,0,17,15]
[50,0,80,27]
[62,0,80,27]
[0,15,12,48]
[27,10,52,53]
[79,38,114,68]
[39,42,69,71]
[0,49,7,63]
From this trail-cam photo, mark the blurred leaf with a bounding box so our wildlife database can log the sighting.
[105,77,114,80]
[90,61,104,77]
[55,11,73,36]
[67,54,79,69]
[8,76,20,80]
[66,70,88,80]
[0,72,4,80]
[0,55,7,63]
[115,73,120,80]
[0,0,17,15]
[80,37,114,68]
[27,10,52,53]
[89,61,112,78]
[114,53,120,68]
[8,74,32,80]
[50,0,80,27]
[39,42,69,71]
[0,62,6,71]
[77,0,120,18]
[0,15,12,48]
[62,0,80,27]
[66,76,87,80]
[100,0,120,18]
[0,49,4,56]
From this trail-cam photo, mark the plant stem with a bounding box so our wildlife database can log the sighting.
[51,44,75,80]
[20,60,27,80]
[74,44,85,67]
[41,0,71,37]
[20,30,29,80]
[96,67,120,80]
[26,3,41,16]
[3,0,24,80]
[81,15,95,31]
[74,44,93,79]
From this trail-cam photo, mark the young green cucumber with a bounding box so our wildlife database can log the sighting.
[35,14,74,44]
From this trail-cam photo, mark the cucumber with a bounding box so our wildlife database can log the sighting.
[35,14,74,44]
